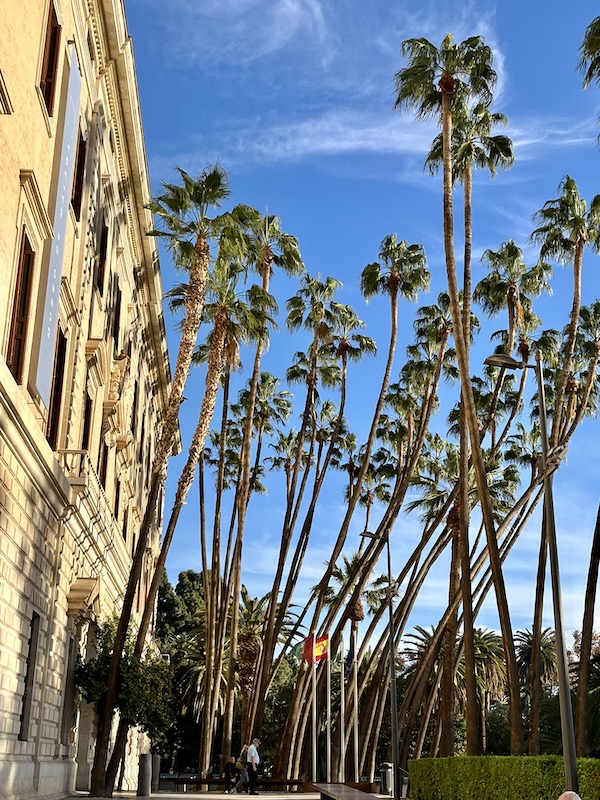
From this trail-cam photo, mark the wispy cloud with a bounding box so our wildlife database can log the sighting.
[133,0,329,66]
[148,106,596,182]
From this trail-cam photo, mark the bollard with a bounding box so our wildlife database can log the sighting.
[151,754,161,793]
[137,753,152,797]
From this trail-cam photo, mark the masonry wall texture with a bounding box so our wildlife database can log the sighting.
[0,2,172,798]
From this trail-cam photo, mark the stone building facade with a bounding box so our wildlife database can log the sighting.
[0,1,173,797]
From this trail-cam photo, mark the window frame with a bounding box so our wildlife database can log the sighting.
[39,2,61,117]
[46,325,68,449]
[7,230,35,384]
[18,612,41,741]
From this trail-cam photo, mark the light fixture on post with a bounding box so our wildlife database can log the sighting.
[361,530,399,798]
[484,351,578,795]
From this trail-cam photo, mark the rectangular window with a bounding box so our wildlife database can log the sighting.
[112,281,122,353]
[131,380,138,436]
[19,612,41,741]
[122,506,128,542]
[114,478,120,521]
[7,230,35,383]
[99,441,108,489]
[86,30,95,63]
[145,442,152,488]
[71,130,87,221]
[60,636,76,745]
[81,390,92,451]
[96,218,108,296]
[137,416,145,464]
[40,3,61,116]
[46,326,67,449]
[0,69,13,114]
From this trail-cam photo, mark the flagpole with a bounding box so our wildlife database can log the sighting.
[352,625,359,783]
[340,630,345,783]
[312,650,317,782]
[326,637,331,782]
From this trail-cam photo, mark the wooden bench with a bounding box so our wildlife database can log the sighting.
[313,782,378,800]
[171,776,306,792]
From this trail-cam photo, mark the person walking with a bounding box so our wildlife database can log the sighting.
[235,745,249,793]
[222,756,237,793]
[246,738,260,795]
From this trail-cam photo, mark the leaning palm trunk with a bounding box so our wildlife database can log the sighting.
[221,277,269,762]
[439,78,523,754]
[398,475,544,763]
[282,337,449,777]
[459,405,479,754]
[284,289,403,777]
[528,508,548,755]
[576,502,600,755]
[440,512,459,756]
[416,668,444,759]
[105,307,228,791]
[460,160,479,755]
[250,353,350,739]
[550,239,584,446]
[90,243,210,797]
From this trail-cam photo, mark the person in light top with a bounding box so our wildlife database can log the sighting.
[246,738,260,795]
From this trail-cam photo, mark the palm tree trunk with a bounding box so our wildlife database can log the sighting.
[439,81,523,755]
[528,508,548,755]
[440,522,459,756]
[90,244,209,796]
[551,240,583,446]
[460,160,479,756]
[575,501,600,755]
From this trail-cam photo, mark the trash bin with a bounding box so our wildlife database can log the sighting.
[380,762,393,796]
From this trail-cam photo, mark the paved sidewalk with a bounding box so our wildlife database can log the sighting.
[82,793,322,800]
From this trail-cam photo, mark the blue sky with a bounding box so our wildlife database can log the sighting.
[124,0,600,643]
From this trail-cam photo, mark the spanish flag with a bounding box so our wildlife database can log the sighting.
[302,634,329,663]
[314,634,329,662]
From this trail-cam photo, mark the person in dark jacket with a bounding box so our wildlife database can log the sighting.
[222,756,237,793]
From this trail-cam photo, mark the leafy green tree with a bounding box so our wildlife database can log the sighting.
[76,618,174,750]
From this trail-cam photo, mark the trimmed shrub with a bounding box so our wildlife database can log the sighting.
[408,756,600,800]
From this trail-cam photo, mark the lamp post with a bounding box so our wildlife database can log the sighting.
[361,530,399,798]
[484,351,578,794]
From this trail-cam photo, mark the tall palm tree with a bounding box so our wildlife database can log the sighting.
[426,111,513,753]
[193,272,276,774]
[90,165,250,796]
[474,240,551,356]
[358,233,429,506]
[515,628,557,696]
[471,628,506,752]
[576,504,600,755]
[395,34,524,754]
[105,262,275,789]
[265,428,304,500]
[238,587,269,742]
[531,176,600,446]
[579,15,600,134]
[232,372,294,502]
[425,99,513,338]
[220,210,303,765]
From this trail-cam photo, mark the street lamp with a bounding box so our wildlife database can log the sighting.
[484,351,578,795]
[361,530,399,799]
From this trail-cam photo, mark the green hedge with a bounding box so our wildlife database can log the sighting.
[408,756,600,800]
